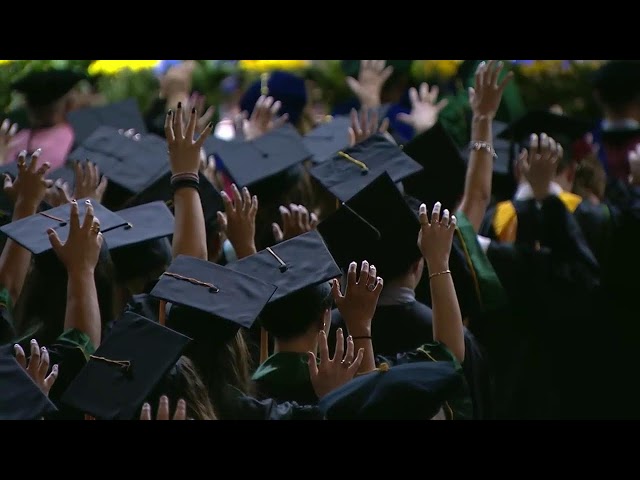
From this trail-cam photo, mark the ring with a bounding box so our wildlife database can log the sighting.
[90,225,101,234]
[367,283,376,292]
[341,361,352,368]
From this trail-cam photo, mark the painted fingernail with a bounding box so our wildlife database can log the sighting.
[177,102,182,108]
[192,107,196,114]
[86,199,91,204]
[30,339,36,344]
[41,347,45,352]
[348,335,353,342]
[167,110,172,116]
[52,364,58,373]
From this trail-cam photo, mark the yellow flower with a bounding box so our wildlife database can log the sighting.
[238,60,310,72]
[417,60,463,80]
[0,60,14,65]
[88,60,160,76]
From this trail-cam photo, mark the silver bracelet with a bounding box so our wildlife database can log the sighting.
[469,141,497,158]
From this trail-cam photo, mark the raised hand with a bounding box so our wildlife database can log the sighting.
[348,108,389,146]
[14,339,58,396]
[217,184,258,259]
[140,396,187,420]
[185,93,216,134]
[0,118,18,165]
[346,60,393,109]
[417,202,457,269]
[331,260,383,337]
[118,128,142,141]
[43,180,73,208]
[47,199,103,274]
[396,83,449,135]
[308,327,364,399]
[4,149,52,209]
[74,160,108,203]
[165,103,214,176]
[159,61,197,101]
[519,133,561,200]
[243,95,289,141]
[272,203,319,243]
[628,144,640,186]
[468,60,514,119]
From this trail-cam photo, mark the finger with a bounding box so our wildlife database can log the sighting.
[431,201,442,224]
[250,194,258,217]
[418,203,429,225]
[309,212,319,229]
[298,204,310,230]
[173,399,187,420]
[174,102,184,139]
[74,159,84,184]
[557,144,564,163]
[270,99,282,117]
[37,347,49,383]
[484,60,495,84]
[220,190,235,214]
[82,200,95,230]
[3,174,12,193]
[468,87,475,104]
[450,214,458,229]
[28,148,42,172]
[374,276,384,294]
[157,395,170,420]
[216,211,228,232]
[186,106,198,141]
[36,161,51,177]
[380,65,394,83]
[343,335,355,365]
[200,106,215,125]
[331,278,344,303]
[194,121,213,148]
[347,348,365,376]
[318,330,329,363]
[96,175,108,197]
[346,77,361,95]
[348,126,357,147]
[231,183,243,210]
[14,344,26,369]
[289,204,300,230]
[16,150,27,169]
[272,222,284,243]
[28,339,40,375]
[251,96,265,121]
[277,205,291,232]
[87,161,97,186]
[369,109,379,136]
[548,136,558,164]
[0,118,8,135]
[475,62,484,89]
[164,110,175,142]
[133,133,142,141]
[539,133,550,160]
[140,403,152,421]
[498,71,515,93]
[417,84,428,103]
[428,84,440,104]
[359,260,370,285]
[47,228,63,252]
[273,113,289,129]
[42,178,53,189]
[441,208,450,227]
[368,264,377,286]
[8,123,17,137]
[70,199,80,231]
[333,328,344,363]
[241,186,252,213]
[435,98,449,112]
[347,261,357,289]
[359,109,368,135]
[124,128,135,138]
[379,117,390,133]
[307,351,318,378]
[44,364,58,392]
[490,60,502,86]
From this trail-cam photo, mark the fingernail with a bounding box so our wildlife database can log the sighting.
[52,364,58,372]
[46,228,55,235]
[207,122,213,129]
[86,199,91,204]
[41,347,45,352]
[143,403,150,409]
[13,344,19,352]
[337,328,343,334]
[177,102,182,108]
[252,195,257,202]
[30,339,36,344]
[348,335,353,341]
[72,199,77,204]
[34,148,42,155]
[167,110,172,116]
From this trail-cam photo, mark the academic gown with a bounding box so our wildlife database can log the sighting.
[252,351,318,405]
[218,385,324,420]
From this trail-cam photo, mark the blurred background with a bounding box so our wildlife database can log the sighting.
[0,59,606,148]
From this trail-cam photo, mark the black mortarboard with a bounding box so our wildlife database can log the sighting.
[226,230,341,304]
[66,98,148,147]
[105,202,174,282]
[214,124,311,189]
[0,199,128,255]
[401,122,467,210]
[497,110,593,148]
[317,172,422,279]
[600,127,640,146]
[302,115,352,164]
[124,170,224,233]
[11,69,87,108]
[150,255,277,342]
[0,343,58,420]
[60,311,191,420]
[309,133,423,202]
[49,164,77,191]
[68,126,169,195]
[318,361,463,420]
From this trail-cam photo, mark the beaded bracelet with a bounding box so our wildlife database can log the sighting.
[469,141,497,158]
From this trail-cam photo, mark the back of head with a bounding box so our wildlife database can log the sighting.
[147,355,218,420]
[13,244,115,346]
[260,282,332,340]
[593,61,640,115]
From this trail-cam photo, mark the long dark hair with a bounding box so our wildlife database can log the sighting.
[13,246,116,347]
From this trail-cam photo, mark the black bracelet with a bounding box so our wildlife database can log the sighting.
[171,178,200,193]
[352,336,372,340]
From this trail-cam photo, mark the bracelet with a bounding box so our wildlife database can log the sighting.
[352,336,372,340]
[171,178,200,193]
[171,172,199,184]
[429,269,451,280]
[469,141,497,158]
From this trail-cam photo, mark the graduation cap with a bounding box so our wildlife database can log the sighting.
[303,115,352,164]
[60,311,191,420]
[68,126,169,196]
[497,110,593,148]
[240,71,308,126]
[0,343,58,420]
[317,172,422,279]
[66,98,148,147]
[401,122,467,210]
[11,69,88,108]
[309,133,423,202]
[124,170,224,233]
[592,60,640,109]
[226,230,341,304]
[214,124,311,189]
[318,361,463,420]
[49,164,77,191]
[104,201,174,282]
[0,199,128,255]
[150,255,277,343]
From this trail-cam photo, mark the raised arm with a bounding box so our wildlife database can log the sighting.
[165,104,213,260]
[458,61,513,232]
[0,150,51,302]
[47,200,104,349]
[418,202,464,363]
